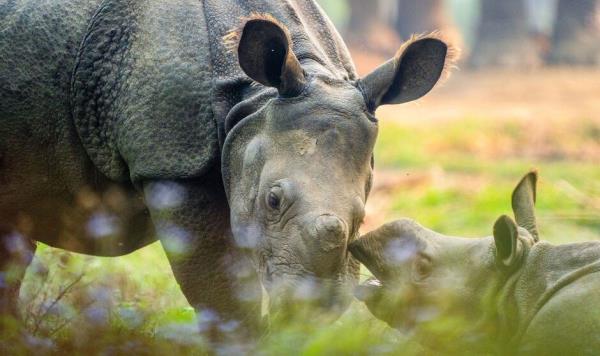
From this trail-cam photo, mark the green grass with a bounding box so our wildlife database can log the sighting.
[375,118,600,242]
[10,116,599,354]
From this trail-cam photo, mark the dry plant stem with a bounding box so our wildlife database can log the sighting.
[31,273,85,336]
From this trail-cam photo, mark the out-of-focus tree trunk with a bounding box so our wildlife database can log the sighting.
[547,0,600,65]
[395,0,446,40]
[347,0,378,36]
[394,0,464,60]
[345,0,401,63]
[470,0,539,68]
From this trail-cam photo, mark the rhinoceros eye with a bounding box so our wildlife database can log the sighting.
[268,193,280,209]
[267,187,283,210]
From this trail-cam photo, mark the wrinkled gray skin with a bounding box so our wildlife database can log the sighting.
[351,172,600,355]
[0,0,449,334]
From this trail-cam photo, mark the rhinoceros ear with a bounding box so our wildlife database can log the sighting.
[493,215,524,269]
[358,35,453,111]
[512,171,539,242]
[236,15,306,97]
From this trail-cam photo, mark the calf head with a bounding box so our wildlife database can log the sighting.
[222,16,452,316]
[349,172,539,348]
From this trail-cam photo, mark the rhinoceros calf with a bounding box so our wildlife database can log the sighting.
[0,0,452,333]
[350,172,600,355]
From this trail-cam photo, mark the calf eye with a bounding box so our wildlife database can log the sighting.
[413,254,432,281]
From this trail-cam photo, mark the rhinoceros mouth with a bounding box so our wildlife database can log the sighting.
[260,269,355,314]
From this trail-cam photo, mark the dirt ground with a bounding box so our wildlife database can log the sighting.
[350,39,600,121]
[379,67,600,122]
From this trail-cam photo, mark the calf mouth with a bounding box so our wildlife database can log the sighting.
[354,277,429,333]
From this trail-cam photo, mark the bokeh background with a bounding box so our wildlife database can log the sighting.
[13,0,600,354]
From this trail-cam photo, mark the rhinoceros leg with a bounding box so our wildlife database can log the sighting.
[144,171,261,339]
[0,225,36,322]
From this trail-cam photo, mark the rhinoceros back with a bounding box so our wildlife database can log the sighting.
[2,0,355,190]
[72,0,217,183]
[0,0,104,207]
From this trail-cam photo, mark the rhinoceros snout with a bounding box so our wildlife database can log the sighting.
[314,214,347,240]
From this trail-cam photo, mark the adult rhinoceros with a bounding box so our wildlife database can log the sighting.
[0,0,451,333]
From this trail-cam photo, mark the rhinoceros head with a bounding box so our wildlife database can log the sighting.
[221,16,452,316]
[349,172,539,346]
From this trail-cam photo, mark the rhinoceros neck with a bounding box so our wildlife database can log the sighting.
[505,241,600,346]
[486,240,600,351]
[201,0,357,147]
[479,262,526,351]
[202,0,356,80]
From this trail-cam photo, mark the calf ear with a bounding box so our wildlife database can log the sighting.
[358,35,452,111]
[512,171,539,241]
[236,16,306,97]
[493,215,524,269]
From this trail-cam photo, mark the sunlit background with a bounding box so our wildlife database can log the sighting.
[12,0,600,354]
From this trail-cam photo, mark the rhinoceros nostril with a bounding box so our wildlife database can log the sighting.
[315,215,346,238]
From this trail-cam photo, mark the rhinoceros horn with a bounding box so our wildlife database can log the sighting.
[511,171,539,241]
